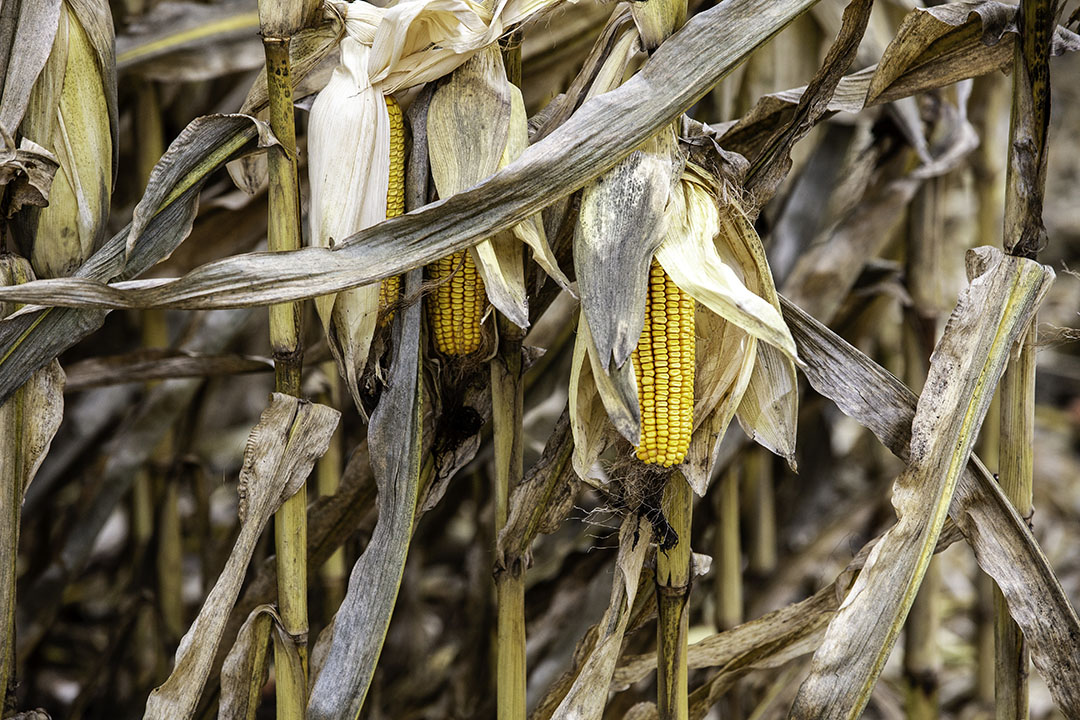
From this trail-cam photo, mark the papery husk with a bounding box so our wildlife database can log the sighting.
[654,174,797,362]
[307,37,390,408]
[334,0,565,93]
[15,0,113,279]
[715,193,798,464]
[427,45,570,329]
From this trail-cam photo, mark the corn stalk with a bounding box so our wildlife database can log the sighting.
[995,0,1054,714]
[257,0,308,716]
[491,35,527,720]
[657,472,692,720]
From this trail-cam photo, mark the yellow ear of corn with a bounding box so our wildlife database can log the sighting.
[633,260,695,466]
[378,95,406,322]
[427,250,486,355]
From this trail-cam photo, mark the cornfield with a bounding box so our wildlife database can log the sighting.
[3,0,1080,718]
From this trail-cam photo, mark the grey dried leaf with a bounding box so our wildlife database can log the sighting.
[0,0,825,317]
[782,276,1080,716]
[144,394,337,720]
[743,0,872,211]
[308,269,424,720]
[789,248,1052,719]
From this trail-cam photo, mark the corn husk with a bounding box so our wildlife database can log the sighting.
[568,163,798,493]
[427,45,570,330]
[307,37,390,410]
[629,0,686,51]
[14,0,115,279]
[308,0,569,400]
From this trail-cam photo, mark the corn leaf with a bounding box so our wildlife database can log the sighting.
[15,309,255,665]
[719,2,1079,158]
[789,248,1052,718]
[143,393,339,720]
[551,515,651,720]
[116,0,261,75]
[307,269,424,720]
[0,114,265,404]
[496,408,577,570]
[781,291,1080,716]
[655,216,796,362]
[217,605,274,720]
[0,0,826,315]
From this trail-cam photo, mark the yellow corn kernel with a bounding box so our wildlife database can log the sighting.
[379,95,406,319]
[427,250,486,355]
[632,261,695,466]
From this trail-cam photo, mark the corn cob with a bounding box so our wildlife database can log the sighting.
[427,250,486,355]
[632,260,695,466]
[378,95,406,321]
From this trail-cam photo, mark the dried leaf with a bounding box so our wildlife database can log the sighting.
[143,394,338,720]
[790,248,1051,718]
[308,270,424,720]
[63,349,274,391]
[0,114,264,404]
[743,0,872,209]
[496,408,577,569]
[868,1,1080,107]
[552,515,651,720]
[781,293,1080,716]
[217,605,273,720]
[655,186,796,362]
[0,0,826,318]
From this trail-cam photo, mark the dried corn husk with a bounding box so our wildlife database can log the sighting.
[14,0,115,279]
[307,37,390,410]
[569,163,798,493]
[308,0,568,402]
[427,44,569,330]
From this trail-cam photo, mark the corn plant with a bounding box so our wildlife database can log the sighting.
[0,0,1079,719]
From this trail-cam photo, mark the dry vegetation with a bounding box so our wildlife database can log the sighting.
[1,0,1080,718]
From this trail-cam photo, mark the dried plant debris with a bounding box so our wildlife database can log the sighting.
[5,0,1080,718]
